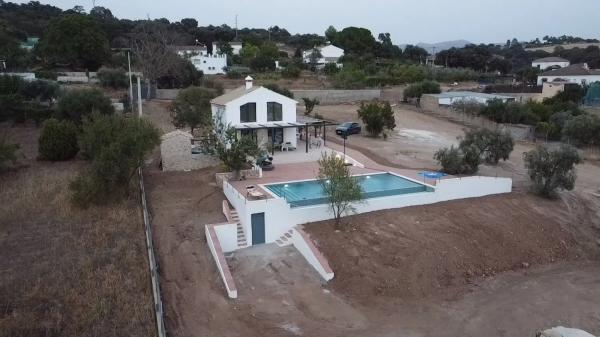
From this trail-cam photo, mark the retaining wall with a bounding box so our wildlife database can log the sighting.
[205,224,238,299]
[291,89,381,104]
[290,226,334,281]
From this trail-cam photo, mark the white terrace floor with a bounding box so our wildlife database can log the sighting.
[269,140,338,164]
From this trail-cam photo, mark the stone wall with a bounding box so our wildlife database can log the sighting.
[291,89,381,104]
[160,131,219,171]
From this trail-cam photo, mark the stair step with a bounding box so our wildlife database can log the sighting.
[284,233,292,238]
[281,236,288,241]
[276,239,283,245]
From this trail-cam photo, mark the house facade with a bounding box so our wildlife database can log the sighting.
[532,57,570,70]
[537,63,600,85]
[211,77,299,150]
[303,44,344,67]
[172,43,228,75]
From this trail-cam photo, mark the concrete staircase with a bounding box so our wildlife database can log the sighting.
[275,229,294,247]
[223,200,248,249]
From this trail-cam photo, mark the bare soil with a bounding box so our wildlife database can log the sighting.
[212,71,331,90]
[0,124,155,337]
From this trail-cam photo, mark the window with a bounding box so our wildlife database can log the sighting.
[267,102,282,121]
[240,103,256,123]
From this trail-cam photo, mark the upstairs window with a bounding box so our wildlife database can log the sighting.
[240,103,256,123]
[267,102,282,121]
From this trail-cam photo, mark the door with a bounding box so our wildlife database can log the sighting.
[251,213,266,245]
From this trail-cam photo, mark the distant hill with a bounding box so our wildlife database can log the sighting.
[400,40,472,53]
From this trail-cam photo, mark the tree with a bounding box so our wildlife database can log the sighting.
[0,134,20,172]
[171,86,217,134]
[216,127,263,177]
[403,80,441,100]
[56,88,114,123]
[97,67,128,89]
[403,45,429,63]
[308,47,322,71]
[317,152,363,228]
[561,113,600,146]
[357,101,396,137]
[434,145,481,175]
[325,26,337,43]
[335,27,376,55]
[302,98,320,116]
[71,115,160,207]
[217,41,233,56]
[36,14,109,70]
[459,128,514,165]
[38,118,79,161]
[523,145,582,197]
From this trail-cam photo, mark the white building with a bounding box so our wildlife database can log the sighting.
[211,76,299,150]
[303,44,344,67]
[425,91,516,106]
[537,63,600,86]
[230,41,243,56]
[532,57,570,71]
[172,43,228,75]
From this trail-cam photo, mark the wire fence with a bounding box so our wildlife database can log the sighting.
[138,167,167,337]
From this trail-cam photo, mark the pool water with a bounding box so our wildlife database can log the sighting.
[265,173,432,208]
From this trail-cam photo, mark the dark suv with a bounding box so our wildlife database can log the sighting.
[336,122,361,136]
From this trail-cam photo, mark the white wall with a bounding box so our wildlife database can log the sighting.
[290,228,334,281]
[537,75,600,86]
[213,223,239,253]
[303,45,344,64]
[439,96,513,106]
[532,61,570,70]
[205,225,238,298]
[223,175,513,249]
[223,88,298,126]
[191,54,227,75]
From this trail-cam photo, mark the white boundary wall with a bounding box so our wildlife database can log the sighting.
[213,223,238,253]
[224,175,512,247]
[290,227,334,281]
[205,225,238,298]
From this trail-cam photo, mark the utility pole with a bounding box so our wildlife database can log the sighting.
[127,51,134,111]
[235,14,238,39]
[137,76,143,117]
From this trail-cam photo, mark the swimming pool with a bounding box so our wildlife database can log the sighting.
[265,173,433,208]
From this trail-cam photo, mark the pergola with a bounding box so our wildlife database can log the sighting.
[233,116,338,154]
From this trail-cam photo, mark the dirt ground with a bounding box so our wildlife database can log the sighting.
[310,103,600,194]
[0,124,155,337]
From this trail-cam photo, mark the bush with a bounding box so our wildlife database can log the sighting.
[523,145,582,197]
[71,115,160,207]
[281,65,301,79]
[263,83,294,98]
[56,88,114,123]
[434,145,480,175]
[459,128,514,165]
[562,113,600,146]
[97,67,128,89]
[332,67,367,89]
[302,98,320,115]
[0,135,20,172]
[35,70,58,80]
[226,70,243,79]
[323,63,340,75]
[38,118,79,161]
[357,101,396,137]
[403,80,441,100]
[21,80,59,101]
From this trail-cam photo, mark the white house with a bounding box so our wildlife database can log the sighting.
[172,43,228,75]
[532,57,570,71]
[302,44,344,67]
[230,41,243,56]
[537,63,600,86]
[211,76,299,150]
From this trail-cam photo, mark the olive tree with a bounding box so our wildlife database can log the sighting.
[317,152,363,228]
[459,128,514,165]
[302,98,320,116]
[357,101,396,137]
[523,145,582,198]
[56,88,114,123]
[216,127,263,178]
[171,86,218,134]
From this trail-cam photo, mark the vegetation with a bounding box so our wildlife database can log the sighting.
[216,127,263,177]
[523,145,582,197]
[562,113,600,146]
[0,75,58,124]
[0,135,20,172]
[71,114,160,207]
[357,101,396,137]
[403,80,441,100]
[171,86,218,133]
[302,98,320,115]
[317,152,363,228]
[38,118,80,161]
[56,88,114,123]
[434,145,480,175]
[263,83,294,98]
[97,67,128,88]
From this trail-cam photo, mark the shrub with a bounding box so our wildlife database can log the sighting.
[403,80,441,100]
[97,67,128,89]
[523,145,582,197]
[562,113,600,146]
[0,135,20,172]
[323,63,340,75]
[56,89,114,123]
[38,118,79,161]
[263,83,294,98]
[357,101,396,137]
[434,145,480,175]
[459,128,514,165]
[35,70,58,80]
[302,98,320,115]
[71,115,160,207]
[21,80,59,101]
[281,65,301,79]
[226,70,242,79]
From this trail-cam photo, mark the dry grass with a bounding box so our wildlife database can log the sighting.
[0,161,156,337]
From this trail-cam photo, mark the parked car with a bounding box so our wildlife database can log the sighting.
[336,122,361,136]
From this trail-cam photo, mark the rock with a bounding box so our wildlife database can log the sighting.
[522,262,530,268]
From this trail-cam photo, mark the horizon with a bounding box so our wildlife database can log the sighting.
[9,0,600,45]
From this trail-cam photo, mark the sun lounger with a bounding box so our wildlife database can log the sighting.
[246,186,266,199]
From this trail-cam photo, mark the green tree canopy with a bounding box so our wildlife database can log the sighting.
[523,144,582,197]
[357,101,396,137]
[171,86,218,133]
[36,14,109,70]
[56,88,114,123]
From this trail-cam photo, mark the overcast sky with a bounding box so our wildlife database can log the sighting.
[17,0,600,44]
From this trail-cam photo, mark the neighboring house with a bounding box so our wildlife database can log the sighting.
[537,63,600,85]
[230,41,243,56]
[302,44,344,67]
[160,130,218,171]
[532,57,570,70]
[422,91,516,108]
[172,43,227,75]
[211,76,299,150]
[541,80,569,99]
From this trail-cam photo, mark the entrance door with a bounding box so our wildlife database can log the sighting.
[251,213,266,245]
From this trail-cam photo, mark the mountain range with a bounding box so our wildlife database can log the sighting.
[400,39,472,53]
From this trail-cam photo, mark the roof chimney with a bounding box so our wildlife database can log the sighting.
[245,76,253,90]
